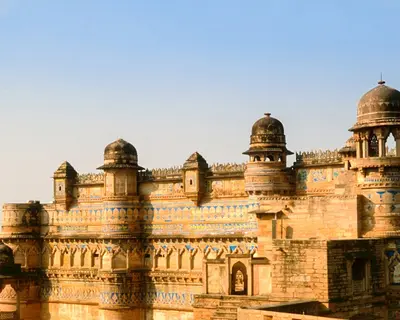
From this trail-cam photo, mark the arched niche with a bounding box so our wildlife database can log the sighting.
[231,261,247,295]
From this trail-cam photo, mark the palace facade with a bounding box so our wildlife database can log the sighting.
[1,80,400,319]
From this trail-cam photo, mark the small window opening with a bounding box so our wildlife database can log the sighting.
[189,179,193,185]
[386,132,396,156]
[369,135,378,157]
[254,156,261,162]
[266,155,274,161]
[351,258,368,293]
[352,259,366,281]
[58,186,62,191]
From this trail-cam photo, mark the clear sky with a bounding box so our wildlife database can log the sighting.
[0,0,400,206]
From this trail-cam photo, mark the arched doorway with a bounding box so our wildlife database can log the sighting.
[231,261,247,295]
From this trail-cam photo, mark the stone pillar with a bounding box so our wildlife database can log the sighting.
[396,139,400,157]
[16,288,20,320]
[362,138,369,158]
[392,128,400,157]
[356,140,362,158]
[378,138,386,157]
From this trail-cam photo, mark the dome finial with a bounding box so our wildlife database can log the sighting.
[264,112,271,117]
[378,72,385,85]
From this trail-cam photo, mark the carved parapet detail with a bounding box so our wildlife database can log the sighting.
[209,163,246,175]
[77,173,104,184]
[139,167,183,181]
[295,149,343,166]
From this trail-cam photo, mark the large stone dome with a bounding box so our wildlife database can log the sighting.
[98,138,142,170]
[357,81,400,124]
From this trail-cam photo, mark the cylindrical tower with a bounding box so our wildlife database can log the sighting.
[243,113,294,196]
[97,139,143,235]
[350,80,400,237]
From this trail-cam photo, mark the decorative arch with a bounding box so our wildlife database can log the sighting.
[369,134,379,157]
[386,131,396,156]
[231,261,247,295]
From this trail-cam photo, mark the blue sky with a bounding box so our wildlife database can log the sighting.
[0,0,399,205]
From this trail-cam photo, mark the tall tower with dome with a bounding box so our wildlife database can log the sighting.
[349,80,400,237]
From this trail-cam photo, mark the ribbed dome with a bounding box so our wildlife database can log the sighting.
[0,242,14,267]
[98,138,142,170]
[251,113,284,136]
[357,81,400,123]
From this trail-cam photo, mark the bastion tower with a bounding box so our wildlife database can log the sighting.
[243,113,294,196]
[97,138,143,235]
[350,80,400,237]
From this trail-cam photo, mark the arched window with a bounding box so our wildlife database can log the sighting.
[254,155,261,162]
[369,135,378,157]
[386,132,396,156]
[266,155,274,162]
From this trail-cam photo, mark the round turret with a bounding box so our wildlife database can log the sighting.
[349,81,400,238]
[243,113,294,196]
[97,139,142,234]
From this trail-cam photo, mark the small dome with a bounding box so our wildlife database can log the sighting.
[0,242,14,267]
[251,113,284,136]
[243,113,292,155]
[250,113,286,146]
[98,138,142,170]
[357,81,400,124]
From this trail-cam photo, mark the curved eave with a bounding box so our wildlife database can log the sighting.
[243,148,293,155]
[97,164,144,170]
[349,118,400,131]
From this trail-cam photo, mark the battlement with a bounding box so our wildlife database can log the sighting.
[209,162,246,175]
[76,173,104,184]
[77,162,247,184]
[295,149,343,166]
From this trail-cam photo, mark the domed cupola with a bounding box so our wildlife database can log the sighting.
[350,80,400,159]
[243,113,292,163]
[349,80,400,238]
[243,113,294,196]
[355,80,400,126]
[98,138,143,170]
[98,139,143,198]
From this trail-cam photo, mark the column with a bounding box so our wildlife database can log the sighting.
[378,138,385,157]
[363,138,369,158]
[356,140,362,158]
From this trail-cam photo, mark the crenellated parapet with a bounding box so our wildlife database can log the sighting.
[295,149,343,166]
[139,162,246,182]
[139,166,183,181]
[77,173,104,184]
[209,163,246,176]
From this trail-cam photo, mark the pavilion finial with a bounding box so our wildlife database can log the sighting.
[378,72,385,85]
